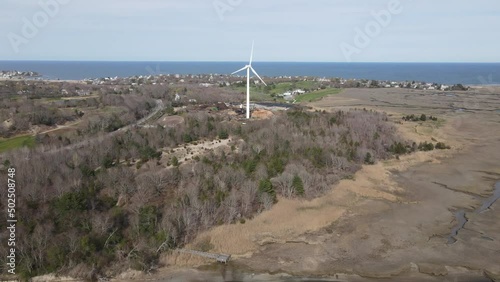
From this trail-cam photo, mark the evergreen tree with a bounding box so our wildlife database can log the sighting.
[292,175,305,196]
[364,152,374,165]
[259,179,276,200]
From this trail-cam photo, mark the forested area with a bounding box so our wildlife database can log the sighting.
[0,104,413,280]
[0,95,157,138]
[0,80,243,141]
[0,79,432,280]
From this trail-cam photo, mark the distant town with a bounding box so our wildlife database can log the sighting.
[1,70,40,79]
[1,70,470,101]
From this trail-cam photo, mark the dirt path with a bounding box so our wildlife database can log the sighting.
[38,120,82,135]
[160,138,232,165]
[41,100,164,155]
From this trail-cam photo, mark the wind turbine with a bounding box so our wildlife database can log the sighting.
[232,42,267,119]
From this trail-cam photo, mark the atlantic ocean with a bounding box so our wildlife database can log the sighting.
[1,61,499,85]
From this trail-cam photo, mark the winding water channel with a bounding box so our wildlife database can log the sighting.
[447,181,500,244]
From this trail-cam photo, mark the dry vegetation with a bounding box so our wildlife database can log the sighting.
[0,79,418,280]
[1,79,461,281]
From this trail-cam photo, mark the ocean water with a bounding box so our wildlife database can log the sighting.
[1,61,499,85]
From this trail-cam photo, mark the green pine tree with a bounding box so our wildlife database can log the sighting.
[259,179,276,200]
[292,175,305,196]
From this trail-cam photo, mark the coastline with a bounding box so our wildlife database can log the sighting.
[1,61,500,84]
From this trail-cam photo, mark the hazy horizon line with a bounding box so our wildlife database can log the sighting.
[1,60,500,64]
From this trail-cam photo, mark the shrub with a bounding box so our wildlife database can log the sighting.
[364,152,375,165]
[139,145,161,161]
[305,146,326,168]
[418,141,435,151]
[183,133,193,143]
[243,158,258,175]
[102,154,115,169]
[435,142,450,150]
[218,130,229,139]
[171,156,179,167]
[259,179,276,200]
[389,142,408,155]
[267,155,285,177]
[53,191,88,213]
[292,175,305,196]
[138,205,158,236]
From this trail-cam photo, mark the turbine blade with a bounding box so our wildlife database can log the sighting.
[250,66,267,86]
[249,41,254,65]
[231,66,248,75]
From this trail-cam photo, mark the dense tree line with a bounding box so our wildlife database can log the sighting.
[402,114,438,122]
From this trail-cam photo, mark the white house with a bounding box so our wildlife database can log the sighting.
[76,89,90,96]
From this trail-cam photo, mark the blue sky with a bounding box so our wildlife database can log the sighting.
[1,0,499,62]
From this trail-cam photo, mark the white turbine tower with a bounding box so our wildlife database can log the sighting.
[232,42,267,119]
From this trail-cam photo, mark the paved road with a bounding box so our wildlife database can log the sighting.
[43,99,164,154]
